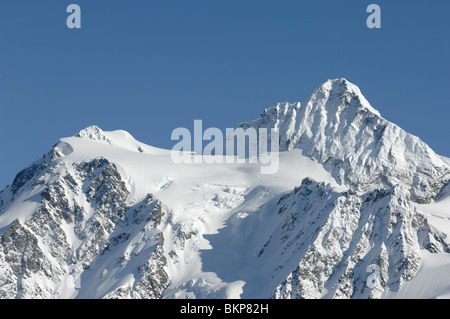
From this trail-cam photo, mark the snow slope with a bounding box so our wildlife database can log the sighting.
[0,125,341,298]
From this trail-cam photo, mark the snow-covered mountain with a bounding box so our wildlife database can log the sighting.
[1,78,450,299]
[239,78,450,204]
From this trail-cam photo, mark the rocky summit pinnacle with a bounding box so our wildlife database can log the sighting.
[76,125,112,144]
[312,78,381,116]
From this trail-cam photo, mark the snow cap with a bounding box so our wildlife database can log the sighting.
[75,125,112,144]
[314,78,381,116]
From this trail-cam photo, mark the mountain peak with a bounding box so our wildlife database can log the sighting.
[312,78,381,117]
[238,78,450,203]
[72,125,153,154]
[75,125,112,144]
[320,77,353,91]
[318,78,361,96]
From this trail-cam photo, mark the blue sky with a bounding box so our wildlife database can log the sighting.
[0,0,449,189]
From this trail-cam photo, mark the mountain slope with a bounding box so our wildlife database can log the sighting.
[0,150,168,298]
[202,178,449,299]
[238,78,450,203]
[0,79,449,299]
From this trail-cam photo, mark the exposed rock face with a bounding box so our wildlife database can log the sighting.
[0,154,169,299]
[75,126,112,144]
[269,178,448,299]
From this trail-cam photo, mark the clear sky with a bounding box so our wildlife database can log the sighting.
[0,0,449,189]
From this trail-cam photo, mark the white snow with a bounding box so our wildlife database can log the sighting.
[383,251,450,299]
[2,122,449,299]
[379,194,450,299]
[0,127,340,299]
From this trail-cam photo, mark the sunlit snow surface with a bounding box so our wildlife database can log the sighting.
[388,194,450,299]
[0,126,343,298]
[384,157,450,299]
[1,124,449,299]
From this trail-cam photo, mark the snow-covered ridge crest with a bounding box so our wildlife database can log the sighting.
[314,78,381,117]
[239,78,450,203]
[75,125,137,145]
[76,125,113,144]
[74,125,154,154]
